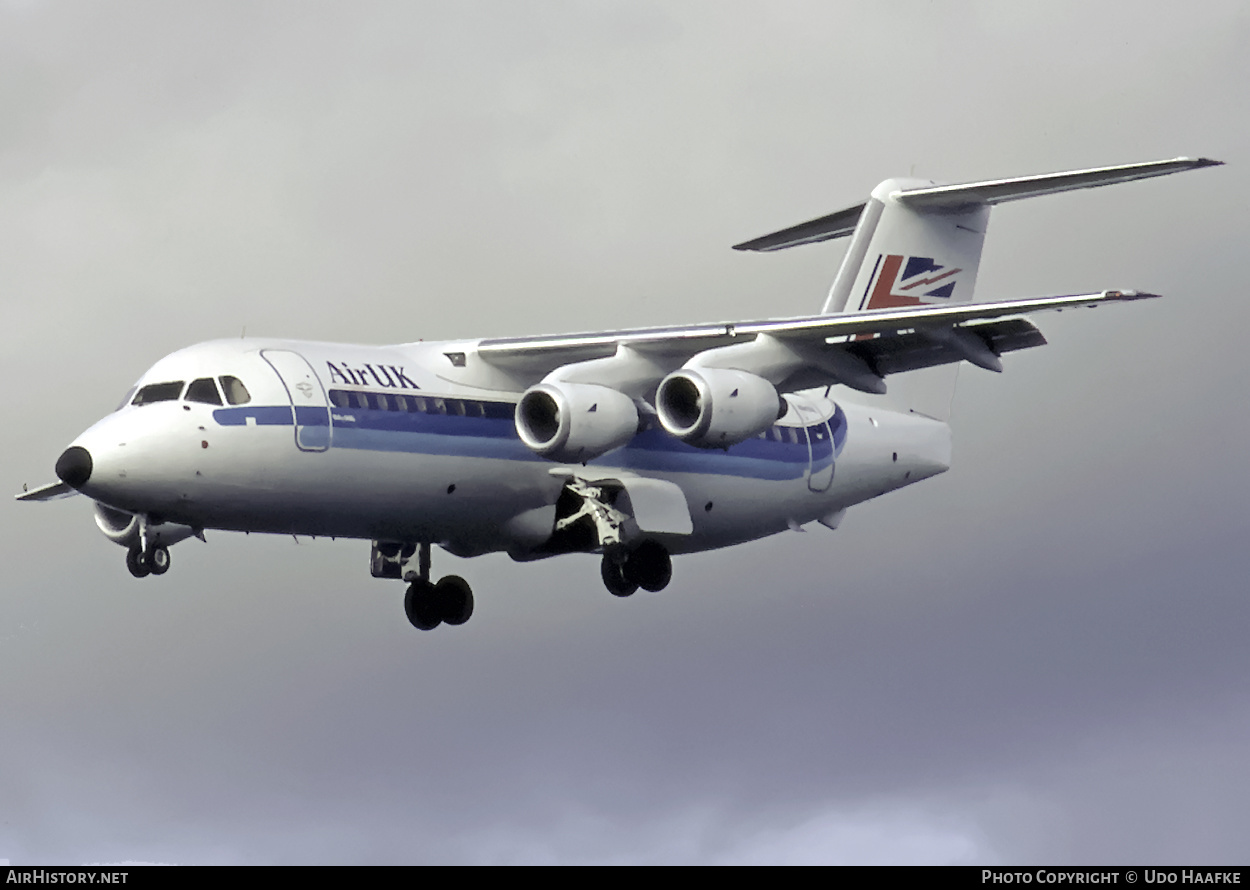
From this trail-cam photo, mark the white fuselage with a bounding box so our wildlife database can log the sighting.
[67,338,951,559]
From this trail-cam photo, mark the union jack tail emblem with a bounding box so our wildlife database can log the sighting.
[860,254,963,311]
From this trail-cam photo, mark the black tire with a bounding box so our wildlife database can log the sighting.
[627,541,672,592]
[436,575,474,626]
[126,545,150,579]
[149,545,171,576]
[404,581,442,630]
[601,555,638,597]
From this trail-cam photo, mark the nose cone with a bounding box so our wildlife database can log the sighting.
[55,446,93,489]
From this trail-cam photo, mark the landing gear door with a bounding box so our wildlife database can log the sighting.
[261,349,332,452]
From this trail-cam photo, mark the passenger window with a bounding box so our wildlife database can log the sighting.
[219,376,251,405]
[351,391,369,410]
[132,381,185,405]
[329,390,350,408]
[185,378,223,405]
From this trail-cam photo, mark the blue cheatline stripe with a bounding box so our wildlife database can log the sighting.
[213,405,295,426]
[294,406,330,426]
[213,399,849,482]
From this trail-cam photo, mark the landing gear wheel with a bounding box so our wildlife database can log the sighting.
[627,541,672,592]
[148,544,171,576]
[404,580,442,631]
[436,575,474,626]
[126,545,150,579]
[601,556,638,597]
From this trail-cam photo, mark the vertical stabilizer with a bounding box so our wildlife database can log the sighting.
[823,178,991,420]
[730,157,1222,420]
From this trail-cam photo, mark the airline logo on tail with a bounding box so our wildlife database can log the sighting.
[859,254,963,311]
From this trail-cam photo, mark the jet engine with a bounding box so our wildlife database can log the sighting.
[655,368,786,448]
[515,382,639,463]
[94,502,198,548]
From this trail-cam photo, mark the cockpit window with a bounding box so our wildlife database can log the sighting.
[219,376,251,405]
[116,388,137,411]
[132,381,185,405]
[185,377,223,405]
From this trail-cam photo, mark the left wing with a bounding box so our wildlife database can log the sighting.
[473,290,1156,394]
[15,481,78,501]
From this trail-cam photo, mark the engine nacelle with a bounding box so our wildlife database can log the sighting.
[656,368,786,448]
[94,503,197,549]
[515,382,639,462]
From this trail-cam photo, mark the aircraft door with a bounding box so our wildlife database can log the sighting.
[261,349,332,452]
[788,395,834,493]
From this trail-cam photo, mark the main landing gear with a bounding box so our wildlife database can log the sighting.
[600,540,672,598]
[395,542,475,631]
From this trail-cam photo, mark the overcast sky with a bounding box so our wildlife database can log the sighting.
[2,0,1248,865]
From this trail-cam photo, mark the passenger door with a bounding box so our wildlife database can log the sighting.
[261,349,332,452]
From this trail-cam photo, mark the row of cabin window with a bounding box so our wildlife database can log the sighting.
[329,389,513,419]
[327,388,825,444]
[130,376,252,407]
[636,413,816,444]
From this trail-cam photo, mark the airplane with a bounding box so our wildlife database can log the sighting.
[16,157,1220,631]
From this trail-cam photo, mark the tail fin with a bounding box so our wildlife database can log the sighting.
[733,157,1220,419]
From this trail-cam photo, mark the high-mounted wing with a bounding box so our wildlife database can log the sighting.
[474,290,1155,394]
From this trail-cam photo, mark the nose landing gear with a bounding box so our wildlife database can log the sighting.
[125,542,170,578]
[122,514,174,578]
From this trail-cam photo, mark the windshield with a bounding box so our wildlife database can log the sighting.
[185,377,223,405]
[132,381,185,405]
[219,376,251,405]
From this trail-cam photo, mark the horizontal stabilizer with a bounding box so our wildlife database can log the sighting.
[15,480,77,501]
[895,157,1222,210]
[732,202,866,252]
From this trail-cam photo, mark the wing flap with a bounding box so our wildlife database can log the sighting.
[847,318,1047,377]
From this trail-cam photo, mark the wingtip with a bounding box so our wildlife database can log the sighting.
[1180,157,1224,168]
[1106,290,1163,301]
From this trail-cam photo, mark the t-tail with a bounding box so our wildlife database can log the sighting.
[734,157,1221,420]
